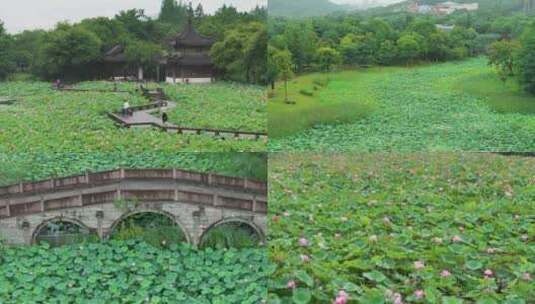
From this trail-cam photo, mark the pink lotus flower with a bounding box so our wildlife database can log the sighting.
[440,270,452,277]
[385,290,404,304]
[300,255,310,263]
[452,235,462,242]
[334,290,348,304]
[414,290,425,299]
[287,280,296,289]
[522,272,532,281]
[484,269,493,278]
[393,293,404,304]
[414,261,425,270]
[298,238,310,247]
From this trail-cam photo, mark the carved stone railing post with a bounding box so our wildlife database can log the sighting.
[6,199,10,217]
[96,210,104,239]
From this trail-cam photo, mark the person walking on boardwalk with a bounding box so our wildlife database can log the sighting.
[162,112,168,125]
[122,99,130,116]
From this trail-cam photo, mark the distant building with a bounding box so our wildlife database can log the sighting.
[436,24,455,31]
[408,1,479,15]
[102,19,215,84]
[165,19,215,84]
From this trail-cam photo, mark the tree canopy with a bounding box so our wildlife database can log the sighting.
[0,1,266,84]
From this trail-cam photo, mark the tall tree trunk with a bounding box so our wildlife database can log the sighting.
[284,79,288,103]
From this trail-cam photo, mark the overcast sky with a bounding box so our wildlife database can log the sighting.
[0,0,266,33]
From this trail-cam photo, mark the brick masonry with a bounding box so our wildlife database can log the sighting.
[0,169,267,246]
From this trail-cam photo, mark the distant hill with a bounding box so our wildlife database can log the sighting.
[268,0,353,18]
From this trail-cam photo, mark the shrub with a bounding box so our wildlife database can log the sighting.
[299,89,314,97]
[312,77,330,87]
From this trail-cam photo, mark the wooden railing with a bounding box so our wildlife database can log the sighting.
[0,168,266,197]
[0,169,267,218]
[55,86,130,93]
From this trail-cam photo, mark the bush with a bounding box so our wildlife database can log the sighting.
[201,223,261,249]
[299,89,314,96]
[312,77,330,87]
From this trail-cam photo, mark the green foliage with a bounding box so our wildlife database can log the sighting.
[163,82,266,132]
[316,47,341,71]
[200,223,261,250]
[0,152,267,186]
[269,153,535,303]
[2,2,266,84]
[158,0,188,27]
[517,21,535,94]
[0,21,16,80]
[269,58,535,151]
[211,22,267,84]
[41,24,102,79]
[111,212,186,249]
[488,39,521,82]
[0,240,268,303]
[397,33,423,64]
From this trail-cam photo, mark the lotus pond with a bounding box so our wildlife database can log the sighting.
[269,58,535,152]
[268,153,535,303]
[0,81,266,153]
[0,152,267,186]
[0,240,268,303]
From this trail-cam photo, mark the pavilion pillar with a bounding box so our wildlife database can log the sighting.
[138,67,144,81]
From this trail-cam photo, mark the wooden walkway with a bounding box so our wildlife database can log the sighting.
[54,84,267,140]
[108,103,267,140]
[0,97,16,105]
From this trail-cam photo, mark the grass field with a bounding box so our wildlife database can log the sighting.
[269,58,535,152]
[268,70,379,138]
[0,81,266,153]
[269,153,535,303]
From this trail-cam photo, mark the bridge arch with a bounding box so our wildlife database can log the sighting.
[31,216,92,245]
[107,209,192,244]
[199,217,265,248]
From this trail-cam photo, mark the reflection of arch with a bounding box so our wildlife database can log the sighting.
[31,216,91,245]
[199,217,265,246]
[108,209,191,244]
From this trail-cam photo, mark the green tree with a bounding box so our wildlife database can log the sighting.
[211,22,266,84]
[397,33,422,65]
[488,39,521,82]
[376,40,398,65]
[267,45,279,90]
[158,0,187,26]
[41,24,102,79]
[340,33,376,65]
[316,47,341,72]
[517,22,535,94]
[283,21,318,72]
[272,49,294,103]
[124,39,164,70]
[0,21,16,80]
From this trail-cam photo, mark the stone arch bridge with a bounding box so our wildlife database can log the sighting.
[0,169,267,246]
